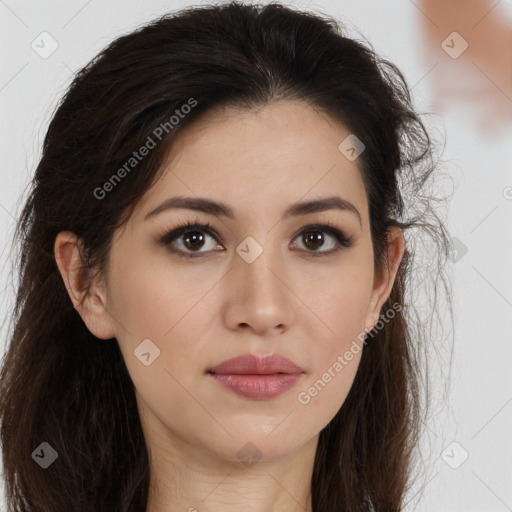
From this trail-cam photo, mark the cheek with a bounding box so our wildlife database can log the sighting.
[295,349,362,431]
[293,256,372,414]
[107,262,210,429]
[294,253,374,345]
[107,248,198,338]
[106,251,214,383]
[295,276,369,418]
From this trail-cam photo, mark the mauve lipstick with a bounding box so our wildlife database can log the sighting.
[207,353,305,400]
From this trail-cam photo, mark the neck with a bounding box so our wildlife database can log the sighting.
[144,429,317,512]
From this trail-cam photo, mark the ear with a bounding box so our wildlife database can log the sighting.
[54,231,116,340]
[364,226,405,332]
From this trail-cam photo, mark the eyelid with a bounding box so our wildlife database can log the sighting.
[291,222,355,253]
[157,220,220,255]
[157,218,355,258]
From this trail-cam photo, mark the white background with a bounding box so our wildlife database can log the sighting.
[1,1,511,510]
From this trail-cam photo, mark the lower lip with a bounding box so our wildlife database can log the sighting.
[209,373,303,399]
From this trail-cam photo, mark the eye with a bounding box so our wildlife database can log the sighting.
[291,222,355,257]
[158,220,221,259]
[158,219,355,259]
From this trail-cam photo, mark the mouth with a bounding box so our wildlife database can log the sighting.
[207,372,304,400]
[207,353,305,400]
[207,353,304,375]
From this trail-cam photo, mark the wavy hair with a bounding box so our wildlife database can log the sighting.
[0,2,452,511]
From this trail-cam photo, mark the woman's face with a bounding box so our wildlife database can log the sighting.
[59,99,403,465]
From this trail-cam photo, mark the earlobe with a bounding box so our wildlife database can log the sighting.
[364,226,405,332]
[54,231,116,340]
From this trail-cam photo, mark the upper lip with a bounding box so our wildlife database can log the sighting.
[208,353,304,375]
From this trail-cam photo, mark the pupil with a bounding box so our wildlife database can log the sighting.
[185,232,205,250]
[182,231,325,251]
[304,231,323,250]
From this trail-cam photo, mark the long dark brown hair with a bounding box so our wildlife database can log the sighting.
[0,2,453,510]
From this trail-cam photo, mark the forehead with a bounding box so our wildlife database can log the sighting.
[135,100,369,226]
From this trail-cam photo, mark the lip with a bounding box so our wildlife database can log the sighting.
[208,353,304,375]
[207,353,305,400]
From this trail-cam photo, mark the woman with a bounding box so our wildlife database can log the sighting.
[0,2,452,511]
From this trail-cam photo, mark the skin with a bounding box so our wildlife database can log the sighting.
[54,99,404,512]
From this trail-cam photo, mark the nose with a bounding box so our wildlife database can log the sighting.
[222,247,295,337]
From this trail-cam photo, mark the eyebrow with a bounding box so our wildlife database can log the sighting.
[144,195,362,226]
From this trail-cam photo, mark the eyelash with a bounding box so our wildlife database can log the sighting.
[157,218,355,260]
